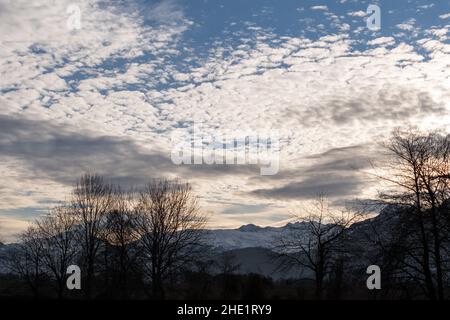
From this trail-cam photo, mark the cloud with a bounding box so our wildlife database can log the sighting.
[0,114,264,186]
[221,203,272,214]
[347,11,367,17]
[0,113,271,215]
[251,174,365,200]
[249,144,377,181]
[397,24,414,31]
[0,215,30,243]
[304,145,377,172]
[0,112,274,238]
[367,37,395,46]
[250,145,383,203]
[396,18,418,35]
[2,0,450,237]
[0,0,191,108]
[156,33,449,164]
[311,5,329,11]
[0,114,175,186]
[142,0,189,24]
[417,4,435,10]
[439,13,450,19]
[250,144,380,201]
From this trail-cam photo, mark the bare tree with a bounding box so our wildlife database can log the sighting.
[377,129,450,299]
[10,226,45,299]
[101,188,140,298]
[275,195,360,300]
[134,179,206,299]
[70,173,114,298]
[35,205,78,299]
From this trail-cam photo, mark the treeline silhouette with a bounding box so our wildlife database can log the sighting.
[1,177,206,300]
[1,128,450,300]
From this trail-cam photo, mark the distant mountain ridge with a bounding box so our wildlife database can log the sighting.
[0,209,394,278]
[204,221,311,251]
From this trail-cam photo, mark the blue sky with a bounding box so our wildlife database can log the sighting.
[0,0,450,241]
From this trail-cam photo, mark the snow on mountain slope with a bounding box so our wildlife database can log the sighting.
[205,222,310,251]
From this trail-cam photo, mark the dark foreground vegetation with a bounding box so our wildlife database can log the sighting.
[1,128,450,300]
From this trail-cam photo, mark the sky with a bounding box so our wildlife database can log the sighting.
[0,0,450,242]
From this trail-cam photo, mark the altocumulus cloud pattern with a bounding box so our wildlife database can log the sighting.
[0,0,450,241]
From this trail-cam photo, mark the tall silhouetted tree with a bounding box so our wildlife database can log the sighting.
[134,179,206,299]
[276,195,360,299]
[71,173,114,298]
[377,129,450,299]
[101,188,140,298]
[10,226,45,299]
[35,205,78,299]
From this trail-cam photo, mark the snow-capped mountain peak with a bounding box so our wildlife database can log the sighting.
[237,224,262,232]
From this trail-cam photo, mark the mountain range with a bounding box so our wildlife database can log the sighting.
[0,210,392,279]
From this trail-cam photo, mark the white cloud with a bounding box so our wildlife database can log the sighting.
[0,215,31,243]
[2,0,450,236]
[347,11,367,17]
[426,27,449,41]
[311,5,328,11]
[368,37,396,46]
[397,23,415,31]
[417,4,435,10]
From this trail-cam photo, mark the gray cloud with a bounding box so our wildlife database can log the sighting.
[286,88,447,128]
[252,144,378,182]
[221,203,272,214]
[250,144,377,200]
[304,145,377,172]
[0,114,261,188]
[0,115,174,186]
[251,173,365,200]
